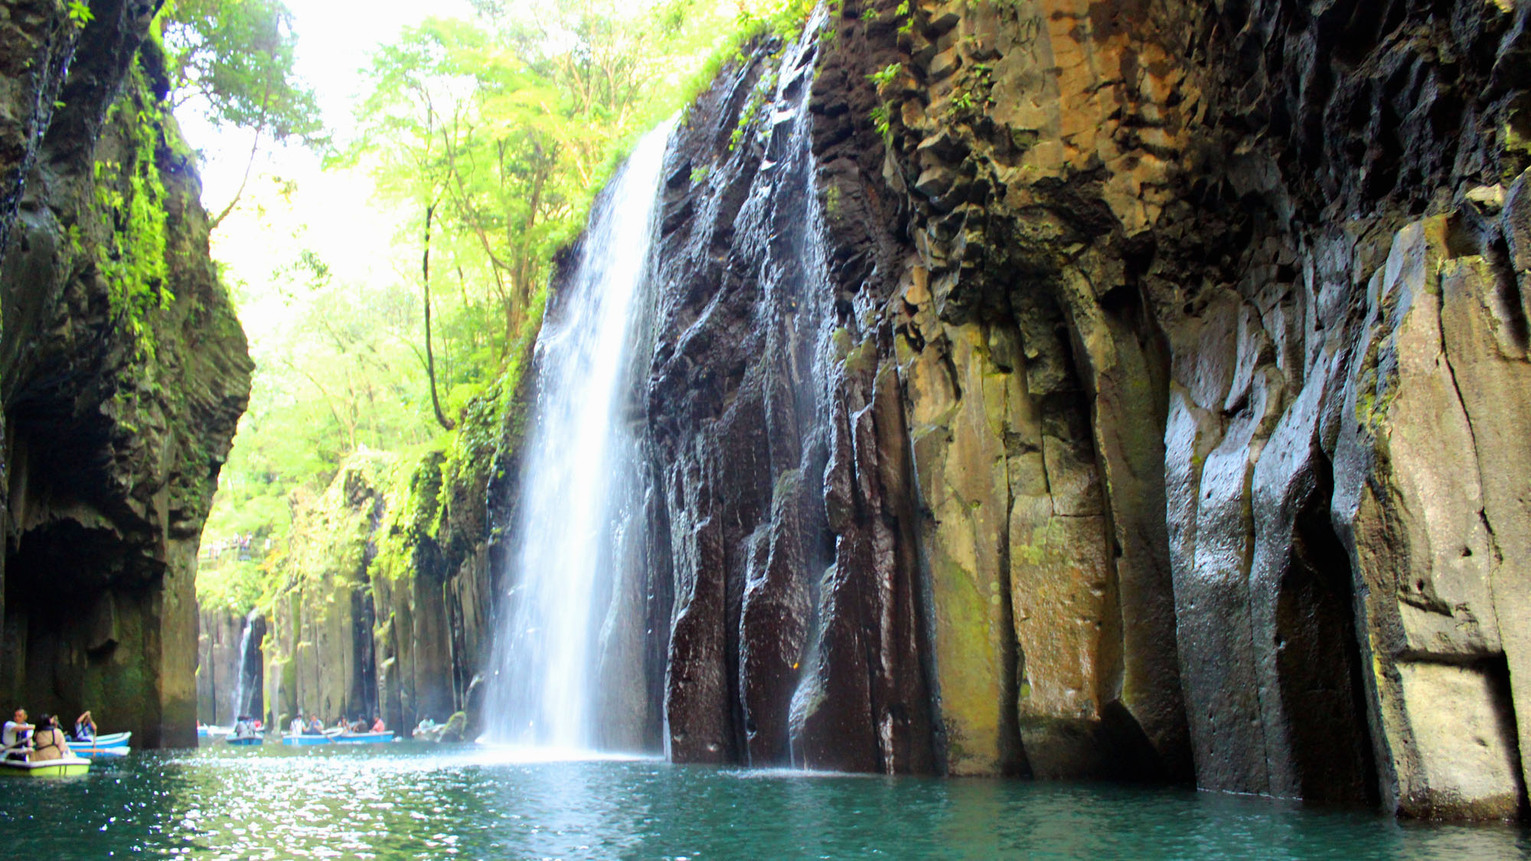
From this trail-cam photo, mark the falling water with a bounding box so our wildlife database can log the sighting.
[480,122,672,749]
[230,610,257,722]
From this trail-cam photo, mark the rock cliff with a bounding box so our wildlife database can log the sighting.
[0,0,250,747]
[259,373,527,733]
[196,606,263,726]
[606,0,1531,819]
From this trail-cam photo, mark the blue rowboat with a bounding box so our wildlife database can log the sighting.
[282,734,332,746]
[71,745,129,758]
[225,735,263,746]
[333,731,394,744]
[67,731,130,754]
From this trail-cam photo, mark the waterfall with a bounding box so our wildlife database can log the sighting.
[230,610,257,721]
[479,122,672,750]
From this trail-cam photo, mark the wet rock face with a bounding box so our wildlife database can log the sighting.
[640,0,1531,818]
[834,0,1527,817]
[0,0,80,262]
[0,2,251,748]
[645,19,935,773]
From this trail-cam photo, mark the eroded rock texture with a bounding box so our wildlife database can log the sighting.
[645,15,935,772]
[624,0,1531,818]
[0,0,250,748]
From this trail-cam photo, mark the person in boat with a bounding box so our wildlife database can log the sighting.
[2,709,33,760]
[371,716,385,733]
[349,717,367,733]
[289,715,305,736]
[307,714,323,735]
[72,710,96,741]
[30,715,68,762]
[233,715,253,739]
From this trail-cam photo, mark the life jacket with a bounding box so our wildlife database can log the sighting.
[31,727,65,761]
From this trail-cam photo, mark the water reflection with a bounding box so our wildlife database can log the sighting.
[0,745,1526,859]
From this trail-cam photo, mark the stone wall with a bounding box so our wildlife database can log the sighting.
[0,0,250,748]
[196,607,264,726]
[623,0,1531,818]
[261,442,511,734]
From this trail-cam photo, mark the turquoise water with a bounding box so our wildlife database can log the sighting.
[0,743,1525,859]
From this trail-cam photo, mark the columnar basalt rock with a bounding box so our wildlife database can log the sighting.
[196,607,264,725]
[263,403,523,735]
[0,1,251,748]
[627,0,1531,820]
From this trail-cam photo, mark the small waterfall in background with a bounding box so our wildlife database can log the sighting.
[230,609,257,721]
[480,122,672,750]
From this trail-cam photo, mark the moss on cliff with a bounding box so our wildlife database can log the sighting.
[0,14,251,748]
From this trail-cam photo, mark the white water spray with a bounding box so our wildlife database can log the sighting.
[230,610,257,721]
[480,122,672,749]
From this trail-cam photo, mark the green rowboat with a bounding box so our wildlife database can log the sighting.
[0,755,90,777]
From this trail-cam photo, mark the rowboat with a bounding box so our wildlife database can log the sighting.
[282,733,332,746]
[68,731,130,752]
[226,735,263,746]
[0,754,90,777]
[69,744,129,758]
[333,731,394,744]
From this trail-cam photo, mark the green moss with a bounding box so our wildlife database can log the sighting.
[93,62,174,362]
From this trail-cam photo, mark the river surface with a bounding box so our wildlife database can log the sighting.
[0,743,1526,859]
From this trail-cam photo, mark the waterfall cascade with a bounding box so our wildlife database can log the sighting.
[230,610,258,721]
[479,122,673,750]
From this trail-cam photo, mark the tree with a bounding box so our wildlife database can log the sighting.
[158,0,323,226]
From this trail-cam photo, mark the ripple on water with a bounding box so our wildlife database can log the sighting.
[0,744,1526,859]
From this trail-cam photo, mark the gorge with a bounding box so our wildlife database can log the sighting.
[3,0,1531,836]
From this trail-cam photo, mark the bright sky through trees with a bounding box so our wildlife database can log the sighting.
[187,0,813,610]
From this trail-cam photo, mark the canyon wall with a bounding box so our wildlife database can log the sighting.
[196,606,263,726]
[597,0,1531,819]
[260,377,527,733]
[0,0,250,747]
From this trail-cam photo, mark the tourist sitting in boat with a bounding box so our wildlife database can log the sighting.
[307,715,323,735]
[289,716,305,736]
[30,715,68,762]
[371,716,385,733]
[72,710,96,741]
[2,709,33,760]
[232,715,256,739]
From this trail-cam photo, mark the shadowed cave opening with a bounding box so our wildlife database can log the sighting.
[1278,460,1378,806]
[2,518,159,735]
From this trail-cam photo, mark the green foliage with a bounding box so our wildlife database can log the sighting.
[868,62,902,90]
[870,102,891,140]
[157,0,321,144]
[93,67,174,360]
[730,88,765,151]
[947,62,995,118]
[198,0,826,613]
[66,0,92,27]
